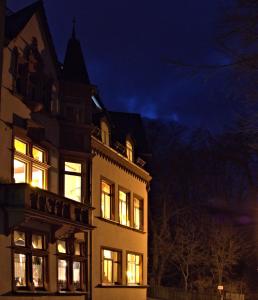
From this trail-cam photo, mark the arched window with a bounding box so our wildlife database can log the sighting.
[100,120,110,146]
[126,139,133,162]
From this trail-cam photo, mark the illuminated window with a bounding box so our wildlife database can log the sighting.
[119,190,130,226]
[57,240,66,253]
[57,238,86,291]
[64,162,82,202]
[32,147,44,162]
[14,138,27,155]
[14,159,27,183]
[101,180,113,220]
[58,259,68,290]
[13,138,47,189]
[126,140,133,161]
[73,261,81,289]
[133,198,143,230]
[14,253,26,287]
[102,249,121,285]
[13,231,47,289]
[100,121,110,146]
[127,253,142,285]
[32,256,43,287]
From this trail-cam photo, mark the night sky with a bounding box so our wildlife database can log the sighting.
[7,0,236,132]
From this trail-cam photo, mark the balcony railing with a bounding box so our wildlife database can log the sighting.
[0,183,92,231]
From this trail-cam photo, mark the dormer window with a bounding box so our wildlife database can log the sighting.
[100,120,110,146]
[126,140,133,162]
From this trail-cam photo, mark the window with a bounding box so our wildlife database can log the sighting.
[126,140,133,161]
[101,180,114,220]
[57,238,86,291]
[13,230,47,289]
[119,190,130,226]
[13,138,47,189]
[127,253,142,285]
[64,162,82,202]
[100,121,110,146]
[133,197,143,230]
[102,249,121,285]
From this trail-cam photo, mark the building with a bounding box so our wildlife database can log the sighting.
[0,2,151,300]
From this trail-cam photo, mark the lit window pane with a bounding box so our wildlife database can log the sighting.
[134,198,143,230]
[119,191,129,226]
[73,261,81,289]
[127,254,141,285]
[103,249,112,259]
[58,259,67,290]
[102,181,111,194]
[14,159,26,183]
[75,242,81,256]
[65,162,81,173]
[57,240,66,253]
[14,231,25,247]
[31,167,44,188]
[32,147,44,162]
[14,139,27,154]
[64,174,81,202]
[103,259,112,283]
[102,249,120,285]
[32,256,43,287]
[32,234,43,249]
[14,253,26,286]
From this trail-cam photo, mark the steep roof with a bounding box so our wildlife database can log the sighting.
[62,25,90,84]
[4,0,58,69]
[109,111,150,156]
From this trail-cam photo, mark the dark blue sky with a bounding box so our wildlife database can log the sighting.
[8,0,236,131]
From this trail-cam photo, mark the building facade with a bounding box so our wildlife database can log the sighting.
[0,2,151,300]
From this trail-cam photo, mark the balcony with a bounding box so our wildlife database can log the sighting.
[0,183,94,238]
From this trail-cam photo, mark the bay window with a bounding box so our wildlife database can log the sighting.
[127,253,142,285]
[64,162,82,202]
[13,230,47,289]
[119,190,130,226]
[13,137,47,189]
[102,249,121,285]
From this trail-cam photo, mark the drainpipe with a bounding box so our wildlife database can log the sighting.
[0,0,6,114]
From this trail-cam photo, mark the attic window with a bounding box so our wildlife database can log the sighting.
[126,140,133,162]
[100,121,110,146]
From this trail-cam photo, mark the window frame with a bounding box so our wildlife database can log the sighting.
[101,247,122,285]
[126,252,143,286]
[12,229,48,291]
[133,195,144,231]
[118,187,130,227]
[100,177,115,220]
[63,160,83,203]
[56,237,86,291]
[13,137,48,189]
[126,139,133,162]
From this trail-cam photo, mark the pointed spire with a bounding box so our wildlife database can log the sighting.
[72,17,76,39]
[63,18,90,84]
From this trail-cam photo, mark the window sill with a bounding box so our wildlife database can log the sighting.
[96,216,146,234]
[96,284,148,289]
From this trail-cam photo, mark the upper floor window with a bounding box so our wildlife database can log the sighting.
[57,238,86,291]
[101,180,114,220]
[64,162,82,202]
[100,120,110,146]
[126,140,133,162]
[119,190,130,226]
[127,253,142,285]
[133,197,143,230]
[13,230,47,289]
[102,249,121,285]
[13,138,47,189]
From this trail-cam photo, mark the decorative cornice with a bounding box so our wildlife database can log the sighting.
[91,136,151,183]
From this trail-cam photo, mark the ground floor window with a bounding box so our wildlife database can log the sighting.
[102,248,121,285]
[13,230,47,289]
[57,238,86,291]
[127,253,142,285]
